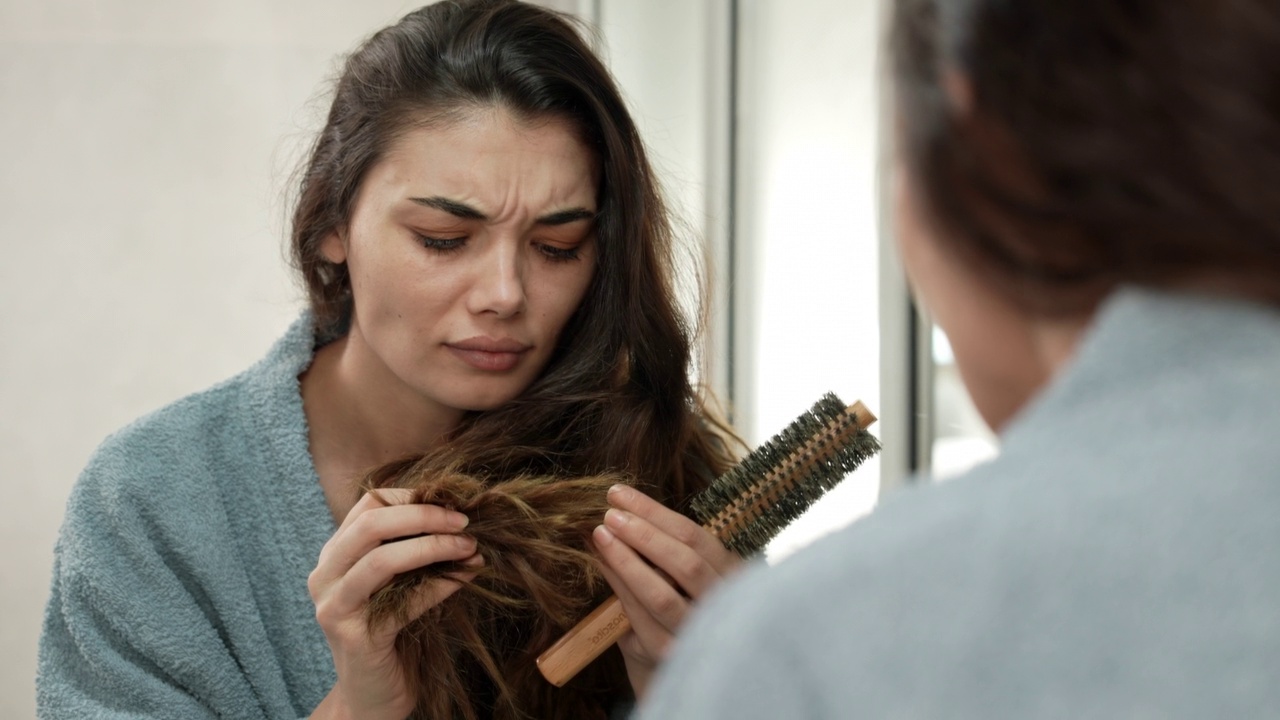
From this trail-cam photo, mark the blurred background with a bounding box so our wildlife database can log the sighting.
[0,0,995,715]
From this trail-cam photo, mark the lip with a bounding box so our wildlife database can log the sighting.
[449,337,533,353]
[445,336,532,372]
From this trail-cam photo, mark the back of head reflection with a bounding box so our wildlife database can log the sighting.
[639,1,1280,717]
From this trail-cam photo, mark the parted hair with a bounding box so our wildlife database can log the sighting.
[892,0,1280,315]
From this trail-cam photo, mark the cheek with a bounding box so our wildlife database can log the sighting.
[894,172,1042,432]
[539,262,596,325]
[344,215,456,311]
[345,242,399,315]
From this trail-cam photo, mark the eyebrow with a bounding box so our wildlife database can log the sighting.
[409,196,596,226]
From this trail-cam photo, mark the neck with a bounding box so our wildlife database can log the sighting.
[981,307,1093,435]
[301,330,463,519]
[1031,313,1091,379]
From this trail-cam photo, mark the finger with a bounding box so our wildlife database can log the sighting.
[594,524,690,636]
[336,488,417,531]
[602,506,723,599]
[398,553,486,623]
[607,485,738,576]
[315,503,470,584]
[595,529,674,661]
[330,534,478,614]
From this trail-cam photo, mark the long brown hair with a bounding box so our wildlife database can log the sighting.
[364,466,627,720]
[289,0,739,715]
[892,0,1280,315]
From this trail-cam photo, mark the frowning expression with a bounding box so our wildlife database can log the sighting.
[321,107,599,415]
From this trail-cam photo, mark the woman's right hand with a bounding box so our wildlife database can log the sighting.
[306,488,481,720]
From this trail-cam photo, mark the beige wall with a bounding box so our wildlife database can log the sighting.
[0,1,707,716]
[0,2,886,716]
[0,2,431,716]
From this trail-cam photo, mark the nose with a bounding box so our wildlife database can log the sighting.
[466,239,526,319]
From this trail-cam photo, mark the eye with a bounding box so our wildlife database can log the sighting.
[536,242,582,263]
[416,234,467,253]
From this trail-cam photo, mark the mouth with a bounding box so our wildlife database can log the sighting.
[445,337,533,372]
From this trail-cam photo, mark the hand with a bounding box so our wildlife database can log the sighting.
[307,489,482,720]
[591,484,741,698]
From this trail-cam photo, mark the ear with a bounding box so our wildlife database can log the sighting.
[319,228,348,265]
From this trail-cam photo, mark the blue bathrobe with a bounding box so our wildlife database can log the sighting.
[38,315,339,718]
[640,289,1280,718]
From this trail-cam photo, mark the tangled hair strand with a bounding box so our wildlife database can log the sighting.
[364,464,630,719]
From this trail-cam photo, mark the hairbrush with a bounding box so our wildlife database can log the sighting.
[536,392,880,686]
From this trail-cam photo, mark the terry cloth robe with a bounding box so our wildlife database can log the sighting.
[639,288,1280,719]
[38,314,339,718]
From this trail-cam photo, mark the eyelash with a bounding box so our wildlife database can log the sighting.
[416,234,467,253]
[414,234,582,263]
[537,243,581,263]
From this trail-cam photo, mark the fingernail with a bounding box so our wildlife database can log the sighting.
[453,534,477,550]
[462,553,485,567]
[593,524,614,546]
[450,512,470,530]
[605,508,629,529]
[608,484,630,501]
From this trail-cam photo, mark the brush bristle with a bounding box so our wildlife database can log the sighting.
[689,392,882,556]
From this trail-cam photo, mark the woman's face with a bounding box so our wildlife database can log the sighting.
[321,107,599,415]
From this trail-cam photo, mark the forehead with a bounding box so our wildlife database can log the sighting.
[368,107,600,212]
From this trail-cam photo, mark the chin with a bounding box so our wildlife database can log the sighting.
[439,383,527,413]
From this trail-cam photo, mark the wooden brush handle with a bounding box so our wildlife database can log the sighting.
[537,400,877,686]
[536,595,629,686]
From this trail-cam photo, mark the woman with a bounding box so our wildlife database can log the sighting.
[37,2,739,718]
[639,0,1280,717]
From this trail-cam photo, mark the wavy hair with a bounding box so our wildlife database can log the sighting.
[364,465,627,720]
[290,0,741,715]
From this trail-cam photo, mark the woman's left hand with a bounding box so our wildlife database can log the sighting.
[591,483,741,697]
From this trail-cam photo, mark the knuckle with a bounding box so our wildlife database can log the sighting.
[649,587,683,619]
[349,511,379,539]
[413,537,441,565]
[313,601,338,628]
[442,533,476,556]
[633,523,658,547]
[313,544,334,570]
[671,520,703,548]
[676,554,707,585]
[363,550,392,578]
[632,627,669,663]
[422,505,456,529]
[414,534,466,565]
[353,492,384,514]
[717,549,743,574]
